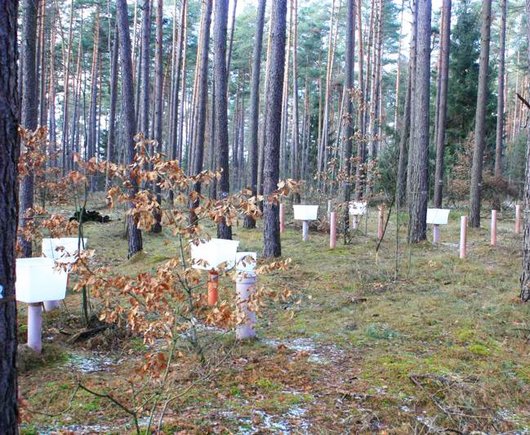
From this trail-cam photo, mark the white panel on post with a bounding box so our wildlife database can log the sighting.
[16,258,68,303]
[293,205,319,221]
[190,238,240,271]
[426,208,450,225]
[349,201,367,216]
[42,237,87,264]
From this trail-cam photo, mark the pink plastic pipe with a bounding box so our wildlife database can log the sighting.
[27,303,43,353]
[459,216,467,259]
[330,211,337,249]
[515,204,522,234]
[377,206,384,241]
[302,221,309,241]
[236,274,257,340]
[491,210,497,247]
[433,224,441,244]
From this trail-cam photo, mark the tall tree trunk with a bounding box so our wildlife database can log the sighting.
[263,0,287,258]
[433,0,451,208]
[291,0,301,204]
[243,0,266,229]
[494,0,507,178]
[519,0,530,302]
[19,0,40,258]
[396,73,411,209]
[407,0,431,243]
[342,0,356,238]
[354,0,365,200]
[393,0,405,130]
[151,0,163,233]
[106,27,119,190]
[226,0,237,80]
[116,0,143,257]
[61,0,74,175]
[88,8,100,191]
[214,0,232,239]
[139,0,151,137]
[190,0,213,224]
[469,0,492,228]
[0,1,20,430]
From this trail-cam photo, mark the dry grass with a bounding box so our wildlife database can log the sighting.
[19,197,530,433]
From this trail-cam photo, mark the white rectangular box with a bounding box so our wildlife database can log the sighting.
[426,208,450,225]
[16,258,68,303]
[293,205,319,220]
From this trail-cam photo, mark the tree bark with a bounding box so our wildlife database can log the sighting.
[433,0,451,207]
[469,0,492,228]
[19,0,40,258]
[0,0,20,431]
[520,0,530,302]
[243,0,266,229]
[263,0,287,258]
[190,0,213,225]
[116,0,143,257]
[213,0,232,240]
[106,26,119,190]
[151,0,163,233]
[138,0,151,137]
[407,0,431,243]
[342,0,356,239]
[494,0,507,178]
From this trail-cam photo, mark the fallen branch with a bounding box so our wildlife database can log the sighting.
[516,93,530,110]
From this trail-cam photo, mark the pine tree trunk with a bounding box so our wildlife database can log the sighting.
[519,0,530,302]
[291,0,301,205]
[342,0,356,238]
[106,26,119,190]
[214,0,232,240]
[433,0,451,208]
[407,0,431,243]
[494,0,507,178]
[139,0,151,137]
[19,0,40,258]
[88,8,100,191]
[263,0,287,258]
[151,0,163,233]
[469,0,492,228]
[396,73,411,209]
[190,0,213,225]
[243,0,266,229]
[0,1,20,431]
[61,0,75,175]
[116,0,143,257]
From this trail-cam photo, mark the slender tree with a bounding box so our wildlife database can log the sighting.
[342,0,356,238]
[263,0,287,258]
[469,0,492,228]
[152,0,163,233]
[519,0,530,302]
[213,0,232,239]
[0,0,20,431]
[190,0,213,224]
[494,0,507,178]
[19,0,40,258]
[116,0,143,256]
[407,0,431,243]
[138,0,151,137]
[106,27,119,189]
[433,0,451,207]
[243,0,266,229]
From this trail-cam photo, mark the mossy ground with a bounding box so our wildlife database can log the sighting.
[19,198,530,433]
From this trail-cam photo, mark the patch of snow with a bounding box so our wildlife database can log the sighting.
[262,337,344,365]
[67,352,115,373]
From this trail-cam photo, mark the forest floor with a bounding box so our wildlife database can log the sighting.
[18,197,530,434]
